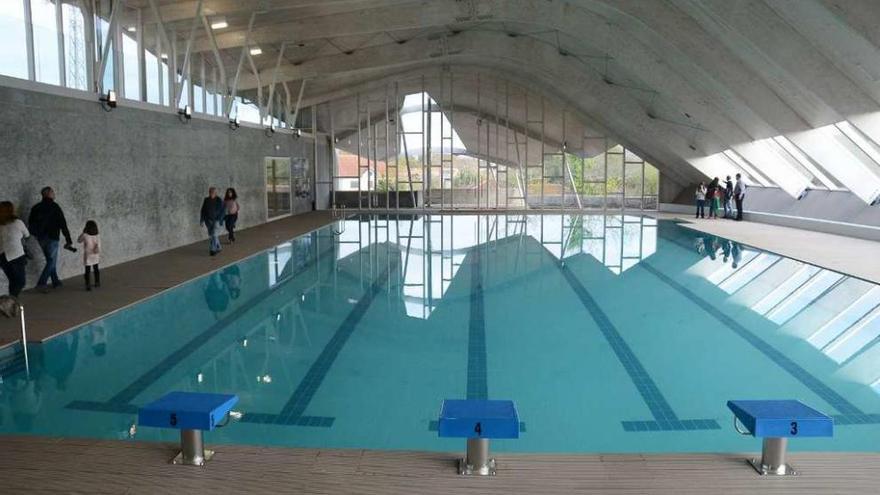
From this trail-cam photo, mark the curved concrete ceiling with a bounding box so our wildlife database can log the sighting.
[128,0,880,197]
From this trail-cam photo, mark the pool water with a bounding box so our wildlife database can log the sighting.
[1,214,879,453]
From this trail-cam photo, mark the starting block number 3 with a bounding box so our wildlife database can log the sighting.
[790,421,798,435]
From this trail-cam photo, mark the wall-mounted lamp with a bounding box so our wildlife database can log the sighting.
[292,128,302,139]
[265,123,276,137]
[229,116,240,130]
[98,90,117,112]
[178,105,192,122]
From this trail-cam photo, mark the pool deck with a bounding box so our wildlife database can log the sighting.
[663,214,880,285]
[1,436,878,494]
[0,211,334,349]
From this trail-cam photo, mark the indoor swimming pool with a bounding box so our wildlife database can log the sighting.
[1,214,879,453]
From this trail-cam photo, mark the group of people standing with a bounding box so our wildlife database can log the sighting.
[0,187,102,299]
[200,187,240,256]
[695,173,747,221]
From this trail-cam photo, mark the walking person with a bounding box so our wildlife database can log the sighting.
[200,187,225,256]
[77,220,101,291]
[223,188,239,244]
[734,173,747,221]
[695,182,707,219]
[28,187,74,292]
[0,201,30,298]
[723,175,734,219]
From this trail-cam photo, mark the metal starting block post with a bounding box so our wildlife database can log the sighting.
[727,399,833,476]
[138,392,239,466]
[437,399,519,476]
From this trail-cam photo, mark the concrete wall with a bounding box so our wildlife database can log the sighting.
[0,84,318,293]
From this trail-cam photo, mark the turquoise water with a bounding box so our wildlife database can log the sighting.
[1,214,879,453]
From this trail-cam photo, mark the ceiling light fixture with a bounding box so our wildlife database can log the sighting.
[126,26,136,33]
[210,17,228,30]
[249,46,262,56]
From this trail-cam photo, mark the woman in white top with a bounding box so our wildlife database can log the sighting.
[77,220,101,291]
[0,201,30,297]
[223,188,240,244]
[694,182,707,219]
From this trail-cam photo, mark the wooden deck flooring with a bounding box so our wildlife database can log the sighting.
[0,211,334,348]
[0,436,877,494]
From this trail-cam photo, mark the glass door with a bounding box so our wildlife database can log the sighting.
[266,157,292,218]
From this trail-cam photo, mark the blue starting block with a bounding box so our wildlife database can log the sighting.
[139,391,239,466]
[438,399,519,476]
[727,399,833,476]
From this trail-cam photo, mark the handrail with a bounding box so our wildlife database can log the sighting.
[332,205,347,235]
[18,304,29,378]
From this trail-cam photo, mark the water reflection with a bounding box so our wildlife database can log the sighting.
[676,225,880,389]
[325,214,658,318]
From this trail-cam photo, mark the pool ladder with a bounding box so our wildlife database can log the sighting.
[332,205,346,235]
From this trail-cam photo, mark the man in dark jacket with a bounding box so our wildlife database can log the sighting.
[28,187,73,292]
[200,187,225,256]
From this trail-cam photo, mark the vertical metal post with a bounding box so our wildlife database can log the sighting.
[449,70,454,209]
[78,0,96,92]
[603,136,608,210]
[752,437,794,475]
[461,438,493,475]
[23,0,36,81]
[187,54,195,112]
[170,29,177,107]
[540,96,545,210]
[200,56,206,112]
[384,84,391,210]
[137,8,146,101]
[476,73,481,209]
[312,105,318,208]
[330,99,336,209]
[155,28,164,105]
[55,0,66,87]
[113,2,123,97]
[425,87,431,209]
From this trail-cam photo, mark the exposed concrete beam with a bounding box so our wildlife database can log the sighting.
[123,0,415,24]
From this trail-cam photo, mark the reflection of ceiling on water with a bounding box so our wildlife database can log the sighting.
[685,234,880,391]
[333,215,657,319]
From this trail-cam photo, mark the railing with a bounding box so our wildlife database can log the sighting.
[18,304,29,378]
[332,205,347,235]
